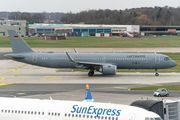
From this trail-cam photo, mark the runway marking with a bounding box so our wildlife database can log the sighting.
[19,64,28,68]
[0,78,4,80]
[0,82,19,86]
[9,68,20,71]
[0,71,11,77]
[75,71,81,73]
[16,93,25,95]
[39,78,63,80]
[136,72,140,73]
[171,72,176,73]
[149,84,163,86]
[55,69,59,72]
[8,75,33,77]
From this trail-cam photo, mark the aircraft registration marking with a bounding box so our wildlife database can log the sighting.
[39,78,63,80]
[0,82,19,86]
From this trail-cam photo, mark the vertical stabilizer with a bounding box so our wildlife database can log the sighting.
[84,84,94,102]
[8,30,34,53]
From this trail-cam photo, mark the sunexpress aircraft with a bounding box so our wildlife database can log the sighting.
[5,30,177,76]
[0,84,162,120]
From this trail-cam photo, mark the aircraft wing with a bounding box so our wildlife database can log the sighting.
[66,52,111,68]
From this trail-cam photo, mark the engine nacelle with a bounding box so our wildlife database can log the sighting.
[101,65,117,75]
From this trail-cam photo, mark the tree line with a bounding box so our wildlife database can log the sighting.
[0,11,65,24]
[61,6,180,25]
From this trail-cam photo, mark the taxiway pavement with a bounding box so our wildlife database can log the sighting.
[0,60,180,105]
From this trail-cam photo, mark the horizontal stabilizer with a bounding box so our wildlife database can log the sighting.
[4,54,24,59]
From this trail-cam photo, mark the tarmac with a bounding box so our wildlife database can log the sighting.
[0,60,180,105]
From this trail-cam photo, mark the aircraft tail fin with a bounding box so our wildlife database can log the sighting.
[84,84,94,102]
[8,30,34,53]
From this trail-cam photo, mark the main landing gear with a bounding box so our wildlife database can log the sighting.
[88,71,94,77]
[155,69,159,76]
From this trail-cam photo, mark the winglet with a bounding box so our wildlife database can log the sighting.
[84,84,94,102]
[66,52,78,63]
[73,48,78,53]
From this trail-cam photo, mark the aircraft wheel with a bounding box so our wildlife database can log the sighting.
[88,71,94,77]
[155,73,159,76]
[158,94,161,97]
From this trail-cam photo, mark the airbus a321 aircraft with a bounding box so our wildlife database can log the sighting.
[0,84,162,120]
[5,30,177,76]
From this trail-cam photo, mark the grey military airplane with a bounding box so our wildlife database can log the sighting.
[4,30,177,76]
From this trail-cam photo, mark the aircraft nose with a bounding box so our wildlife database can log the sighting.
[171,60,177,67]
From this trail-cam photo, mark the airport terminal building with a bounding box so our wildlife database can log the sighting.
[29,24,140,36]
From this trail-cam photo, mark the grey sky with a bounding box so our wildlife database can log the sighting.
[1,0,180,13]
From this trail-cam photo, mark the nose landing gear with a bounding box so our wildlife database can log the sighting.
[155,69,159,76]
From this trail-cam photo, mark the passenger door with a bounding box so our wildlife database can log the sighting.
[155,55,160,64]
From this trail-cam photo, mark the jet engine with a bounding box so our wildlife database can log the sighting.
[99,65,117,75]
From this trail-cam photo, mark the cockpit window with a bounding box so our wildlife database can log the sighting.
[164,57,170,61]
[155,118,162,120]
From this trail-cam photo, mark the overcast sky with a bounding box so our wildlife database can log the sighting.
[1,0,180,13]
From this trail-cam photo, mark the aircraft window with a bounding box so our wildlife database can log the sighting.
[68,113,71,117]
[21,111,23,114]
[15,110,17,113]
[109,117,111,120]
[116,117,118,120]
[1,110,3,113]
[8,110,10,113]
[65,113,67,117]
[91,115,93,118]
[98,116,100,119]
[150,118,154,120]
[38,112,40,115]
[112,117,114,120]
[145,118,149,120]
[94,116,97,119]
[154,118,162,120]
[76,114,78,117]
[83,115,85,118]
[52,113,54,116]
[12,110,14,113]
[18,111,20,114]
[24,111,27,114]
[87,115,89,118]
[101,116,104,119]
[105,116,107,120]
[34,111,36,115]
[28,111,30,114]
[164,57,170,61]
[42,112,44,115]
[58,113,60,116]
[55,113,57,116]
[48,112,50,115]
[72,114,74,117]
[5,110,7,113]
[79,114,81,118]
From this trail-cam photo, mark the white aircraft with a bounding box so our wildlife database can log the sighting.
[0,84,162,120]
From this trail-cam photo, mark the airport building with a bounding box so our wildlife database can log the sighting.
[0,18,29,36]
[29,24,140,36]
